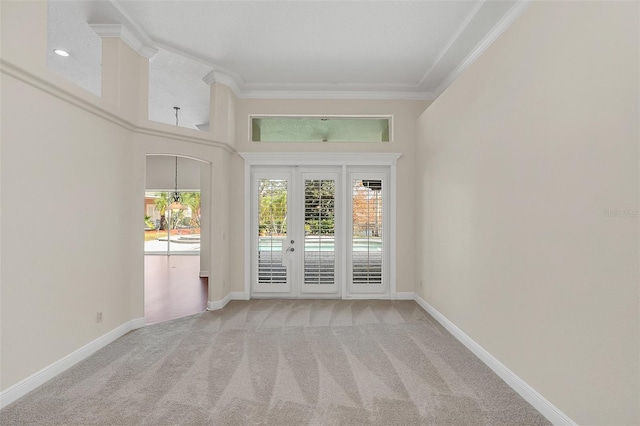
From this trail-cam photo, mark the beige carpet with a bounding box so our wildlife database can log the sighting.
[0,300,549,425]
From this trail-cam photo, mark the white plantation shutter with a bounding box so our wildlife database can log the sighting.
[257,179,287,285]
[304,179,336,285]
[352,179,383,286]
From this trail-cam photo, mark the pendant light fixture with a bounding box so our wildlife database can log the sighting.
[168,107,185,212]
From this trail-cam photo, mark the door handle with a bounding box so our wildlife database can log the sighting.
[283,239,295,257]
[285,239,295,252]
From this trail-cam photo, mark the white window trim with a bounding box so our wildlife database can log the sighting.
[240,152,401,299]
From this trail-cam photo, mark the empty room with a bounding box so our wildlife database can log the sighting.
[1,1,638,425]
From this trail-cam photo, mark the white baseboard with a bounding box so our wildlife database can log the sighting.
[0,317,145,409]
[395,292,415,300]
[207,292,232,310]
[412,294,576,426]
[206,291,249,311]
[130,317,146,330]
[1,294,575,425]
[344,294,391,300]
[199,270,209,278]
[230,291,250,301]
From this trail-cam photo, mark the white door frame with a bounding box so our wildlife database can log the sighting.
[240,152,401,299]
[346,169,390,297]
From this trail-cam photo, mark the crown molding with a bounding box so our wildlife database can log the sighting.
[107,0,157,46]
[89,24,158,58]
[205,70,243,96]
[435,0,533,97]
[419,0,485,87]
[202,70,216,85]
[104,0,529,100]
[145,23,434,100]
[237,90,435,100]
[212,71,240,94]
[203,68,435,99]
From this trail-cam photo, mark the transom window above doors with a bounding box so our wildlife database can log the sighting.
[250,115,393,143]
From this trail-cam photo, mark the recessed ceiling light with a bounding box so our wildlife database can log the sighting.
[53,49,69,57]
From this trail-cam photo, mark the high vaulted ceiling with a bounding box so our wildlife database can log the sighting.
[47,0,530,128]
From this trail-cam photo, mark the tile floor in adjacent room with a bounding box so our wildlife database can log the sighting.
[144,255,207,324]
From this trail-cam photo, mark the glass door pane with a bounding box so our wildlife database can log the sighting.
[255,176,290,293]
[258,179,288,285]
[144,191,201,255]
[352,179,383,285]
[302,175,338,294]
[348,171,388,296]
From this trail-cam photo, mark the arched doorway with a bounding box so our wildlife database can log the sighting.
[144,154,210,324]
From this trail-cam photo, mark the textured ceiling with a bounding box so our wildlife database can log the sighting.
[46,0,529,129]
[47,0,103,97]
[120,1,474,85]
[148,50,211,130]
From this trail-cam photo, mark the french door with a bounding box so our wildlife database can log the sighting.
[250,165,391,299]
[252,167,341,297]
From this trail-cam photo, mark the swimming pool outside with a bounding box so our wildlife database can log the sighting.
[258,236,382,252]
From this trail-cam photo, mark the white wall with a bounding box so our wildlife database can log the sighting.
[415,2,639,424]
[231,99,430,295]
[0,0,142,390]
[145,155,203,190]
[0,0,234,396]
[1,73,135,390]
